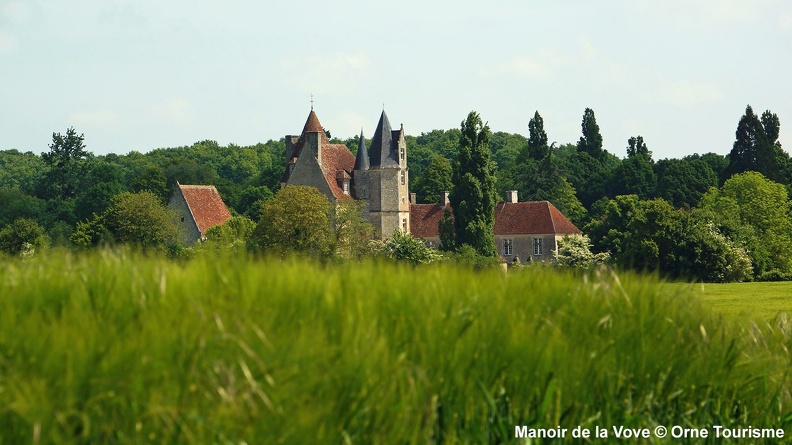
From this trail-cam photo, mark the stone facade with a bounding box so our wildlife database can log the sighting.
[169,183,232,245]
[281,109,409,240]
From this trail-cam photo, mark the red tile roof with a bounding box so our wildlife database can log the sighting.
[409,201,580,238]
[282,110,356,201]
[178,184,232,236]
[322,143,355,201]
[494,201,580,235]
[410,203,449,238]
[290,110,331,160]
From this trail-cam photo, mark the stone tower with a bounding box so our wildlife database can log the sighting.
[352,129,370,215]
[367,110,409,239]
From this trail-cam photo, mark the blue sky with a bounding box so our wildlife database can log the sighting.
[2,0,791,159]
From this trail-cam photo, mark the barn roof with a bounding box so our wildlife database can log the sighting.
[409,201,580,238]
[177,184,232,236]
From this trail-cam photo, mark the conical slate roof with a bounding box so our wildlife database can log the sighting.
[353,129,369,171]
[369,110,399,168]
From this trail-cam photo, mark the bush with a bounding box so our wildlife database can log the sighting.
[0,218,49,256]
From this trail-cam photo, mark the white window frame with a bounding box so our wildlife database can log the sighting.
[503,238,513,256]
[342,179,350,195]
[533,237,543,256]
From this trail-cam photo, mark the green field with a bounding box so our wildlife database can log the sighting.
[669,281,792,321]
[2,251,792,444]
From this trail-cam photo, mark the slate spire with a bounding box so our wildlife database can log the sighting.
[353,128,369,171]
[369,110,399,168]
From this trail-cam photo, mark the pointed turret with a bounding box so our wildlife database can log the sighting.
[369,110,399,168]
[353,129,369,171]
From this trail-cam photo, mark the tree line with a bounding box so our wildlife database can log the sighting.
[0,105,789,281]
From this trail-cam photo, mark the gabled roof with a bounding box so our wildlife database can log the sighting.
[369,110,399,169]
[177,184,232,236]
[494,201,580,235]
[289,110,331,161]
[281,110,356,201]
[410,203,450,238]
[409,201,580,238]
[353,129,369,171]
[321,143,355,201]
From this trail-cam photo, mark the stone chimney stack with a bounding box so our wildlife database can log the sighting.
[506,190,518,203]
[284,135,299,166]
[440,191,450,207]
[410,193,417,204]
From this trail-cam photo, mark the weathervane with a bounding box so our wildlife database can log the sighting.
[310,94,314,110]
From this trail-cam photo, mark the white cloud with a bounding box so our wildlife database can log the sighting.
[70,109,119,127]
[150,98,192,125]
[1,2,29,21]
[484,47,574,81]
[654,80,724,107]
[780,13,792,31]
[0,31,16,53]
[281,53,373,94]
[630,0,779,29]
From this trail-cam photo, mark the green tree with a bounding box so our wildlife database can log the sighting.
[236,185,274,221]
[700,171,792,276]
[382,230,441,265]
[626,135,652,161]
[656,159,717,208]
[106,191,179,248]
[559,151,611,209]
[0,218,50,256]
[73,160,127,222]
[39,127,89,200]
[577,108,604,161]
[0,189,47,228]
[608,155,656,200]
[527,111,549,161]
[552,234,609,269]
[71,191,179,249]
[130,164,169,202]
[251,185,333,258]
[449,111,498,257]
[438,208,456,251]
[723,106,787,183]
[412,155,453,203]
[333,200,377,260]
[0,149,45,192]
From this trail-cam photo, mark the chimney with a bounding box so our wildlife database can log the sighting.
[506,190,518,203]
[440,191,450,207]
[284,135,299,166]
[306,132,321,165]
[410,193,417,204]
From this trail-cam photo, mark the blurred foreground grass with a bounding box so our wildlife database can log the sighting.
[1,250,791,444]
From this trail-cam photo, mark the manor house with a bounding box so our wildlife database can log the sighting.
[281,109,580,260]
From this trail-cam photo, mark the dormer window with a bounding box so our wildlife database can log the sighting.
[343,179,350,195]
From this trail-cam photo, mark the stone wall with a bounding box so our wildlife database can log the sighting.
[169,190,202,245]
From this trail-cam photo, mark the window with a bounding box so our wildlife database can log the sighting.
[400,170,405,185]
[342,179,350,195]
[533,238,543,256]
[400,147,405,161]
[402,218,408,231]
[503,238,513,256]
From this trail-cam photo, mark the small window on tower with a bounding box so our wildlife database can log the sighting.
[400,147,405,161]
[402,218,407,231]
[400,171,405,185]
